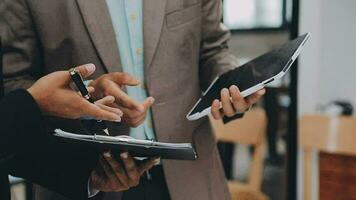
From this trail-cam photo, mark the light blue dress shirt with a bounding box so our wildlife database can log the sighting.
[106,0,156,140]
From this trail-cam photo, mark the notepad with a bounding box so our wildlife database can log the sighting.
[53,129,198,160]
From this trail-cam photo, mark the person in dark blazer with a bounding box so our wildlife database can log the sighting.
[0,64,157,200]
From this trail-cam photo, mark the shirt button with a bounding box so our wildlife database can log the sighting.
[129,13,137,21]
[136,48,142,55]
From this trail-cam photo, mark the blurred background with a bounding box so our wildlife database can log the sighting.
[217,0,356,200]
[4,0,356,200]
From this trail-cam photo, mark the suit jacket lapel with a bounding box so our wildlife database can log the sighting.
[143,0,167,86]
[76,0,122,73]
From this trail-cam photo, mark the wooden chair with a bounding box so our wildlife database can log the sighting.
[299,114,356,200]
[209,108,269,200]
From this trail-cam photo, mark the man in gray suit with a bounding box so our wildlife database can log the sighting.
[0,0,265,199]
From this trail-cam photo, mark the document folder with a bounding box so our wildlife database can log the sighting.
[54,129,198,160]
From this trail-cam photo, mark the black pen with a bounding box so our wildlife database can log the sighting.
[69,68,110,135]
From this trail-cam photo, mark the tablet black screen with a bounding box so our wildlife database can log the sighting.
[191,33,308,115]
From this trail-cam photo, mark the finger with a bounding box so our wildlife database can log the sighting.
[99,99,120,109]
[99,156,124,189]
[119,106,146,120]
[220,88,235,117]
[138,157,160,176]
[75,63,96,78]
[83,101,122,121]
[109,72,140,86]
[122,115,146,128]
[246,89,266,105]
[129,114,147,128]
[96,103,123,117]
[95,96,123,116]
[107,85,144,112]
[96,95,115,105]
[120,153,140,182]
[87,86,95,94]
[89,169,106,191]
[230,85,248,113]
[103,152,130,189]
[142,97,155,110]
[211,99,224,120]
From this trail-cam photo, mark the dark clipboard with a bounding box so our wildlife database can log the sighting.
[53,129,198,160]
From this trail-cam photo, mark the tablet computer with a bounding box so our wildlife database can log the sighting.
[186,33,310,121]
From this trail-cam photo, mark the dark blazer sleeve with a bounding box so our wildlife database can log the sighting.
[0,89,45,156]
[198,0,244,121]
[199,0,239,91]
[9,150,98,200]
[0,0,41,93]
[0,90,98,200]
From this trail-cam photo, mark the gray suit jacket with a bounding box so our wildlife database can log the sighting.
[0,0,239,199]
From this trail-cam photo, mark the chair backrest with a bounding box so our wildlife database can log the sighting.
[209,108,267,190]
[299,115,356,155]
[299,114,356,200]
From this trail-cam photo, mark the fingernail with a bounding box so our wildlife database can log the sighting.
[258,89,266,95]
[114,118,121,122]
[213,99,219,105]
[108,96,115,102]
[118,111,123,117]
[121,152,128,159]
[103,152,111,158]
[149,97,155,104]
[85,63,96,73]
[222,88,229,94]
[154,158,161,165]
[231,85,238,92]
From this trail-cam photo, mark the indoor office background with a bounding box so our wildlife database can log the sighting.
[2,0,356,200]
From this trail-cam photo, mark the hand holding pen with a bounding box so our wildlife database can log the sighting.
[69,65,122,135]
[28,64,123,122]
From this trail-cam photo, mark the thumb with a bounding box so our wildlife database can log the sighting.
[142,97,155,110]
[75,63,96,78]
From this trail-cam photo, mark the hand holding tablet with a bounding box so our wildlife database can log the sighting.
[211,85,266,119]
[187,33,310,120]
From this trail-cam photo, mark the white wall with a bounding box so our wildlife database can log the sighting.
[298,1,356,200]
[299,0,356,115]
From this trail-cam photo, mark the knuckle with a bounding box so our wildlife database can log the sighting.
[119,182,129,190]
[120,184,130,191]
[133,180,140,187]
[122,75,130,82]
[100,77,109,84]
[129,178,139,187]
[118,72,127,77]
[128,182,135,187]
[127,168,137,175]
[110,184,118,191]
[103,89,111,96]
